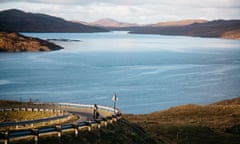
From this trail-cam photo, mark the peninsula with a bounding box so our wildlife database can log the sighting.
[0,32,63,52]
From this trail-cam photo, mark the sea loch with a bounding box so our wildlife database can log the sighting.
[0,32,240,114]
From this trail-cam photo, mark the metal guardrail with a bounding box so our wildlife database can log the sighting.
[57,102,121,114]
[0,103,122,144]
[0,108,68,128]
[0,114,70,127]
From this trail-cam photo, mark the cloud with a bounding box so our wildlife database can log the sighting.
[1,0,239,7]
[0,0,239,24]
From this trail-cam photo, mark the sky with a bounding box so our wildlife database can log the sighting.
[0,0,240,24]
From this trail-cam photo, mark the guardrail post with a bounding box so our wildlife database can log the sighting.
[32,129,39,144]
[73,124,79,137]
[97,121,101,129]
[104,121,108,127]
[74,128,78,137]
[100,120,107,127]
[3,131,9,144]
[31,122,34,128]
[15,122,19,129]
[113,118,117,122]
[88,126,91,131]
[56,125,61,138]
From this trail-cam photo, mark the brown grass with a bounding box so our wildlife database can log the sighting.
[124,97,240,144]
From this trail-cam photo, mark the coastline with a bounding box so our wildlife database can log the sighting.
[0,32,63,52]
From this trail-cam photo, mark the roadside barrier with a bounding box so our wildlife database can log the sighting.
[0,108,68,129]
[0,103,121,144]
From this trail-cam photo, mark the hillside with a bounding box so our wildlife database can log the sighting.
[149,19,207,27]
[0,32,63,52]
[0,99,161,144]
[90,18,138,27]
[125,96,240,144]
[128,20,240,39]
[2,97,240,144]
[0,9,108,33]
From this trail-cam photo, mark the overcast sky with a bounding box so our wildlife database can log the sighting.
[0,0,239,24]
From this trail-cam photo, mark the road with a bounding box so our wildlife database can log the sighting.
[0,104,120,140]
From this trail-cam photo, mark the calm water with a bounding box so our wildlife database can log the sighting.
[0,32,240,114]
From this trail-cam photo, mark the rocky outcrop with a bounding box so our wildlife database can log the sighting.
[0,32,63,52]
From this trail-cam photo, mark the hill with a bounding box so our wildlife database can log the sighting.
[149,19,208,27]
[0,32,63,52]
[90,18,138,28]
[2,97,240,144]
[0,99,161,144]
[128,20,240,39]
[0,9,108,33]
[125,96,240,144]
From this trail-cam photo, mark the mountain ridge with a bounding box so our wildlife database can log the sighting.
[0,9,108,33]
[86,18,240,39]
[127,19,240,39]
[149,19,208,27]
[89,18,139,27]
[1,9,239,39]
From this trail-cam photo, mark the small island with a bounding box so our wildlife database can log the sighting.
[0,32,63,52]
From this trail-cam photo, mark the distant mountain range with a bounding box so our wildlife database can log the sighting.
[127,20,240,39]
[77,19,208,28]
[0,9,240,39]
[89,18,139,27]
[0,9,108,33]
[149,19,208,27]
[76,18,240,39]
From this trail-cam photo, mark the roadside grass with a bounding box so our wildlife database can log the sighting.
[126,104,240,130]
[125,96,240,144]
[0,100,21,106]
[0,100,78,131]
[0,111,59,122]
[2,97,240,144]
[10,119,162,144]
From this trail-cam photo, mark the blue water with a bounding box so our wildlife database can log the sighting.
[0,32,240,114]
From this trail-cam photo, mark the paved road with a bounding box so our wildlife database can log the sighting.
[68,111,93,124]
[0,104,119,139]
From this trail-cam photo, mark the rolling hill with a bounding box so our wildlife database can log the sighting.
[127,20,240,39]
[149,19,208,27]
[89,18,138,27]
[86,18,240,39]
[125,96,240,144]
[1,96,239,144]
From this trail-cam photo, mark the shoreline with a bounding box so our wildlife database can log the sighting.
[128,31,240,40]
[0,32,63,52]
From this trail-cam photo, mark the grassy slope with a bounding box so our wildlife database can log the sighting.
[0,111,58,122]
[125,97,240,144]
[10,119,162,144]
[0,100,59,122]
[2,97,240,144]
